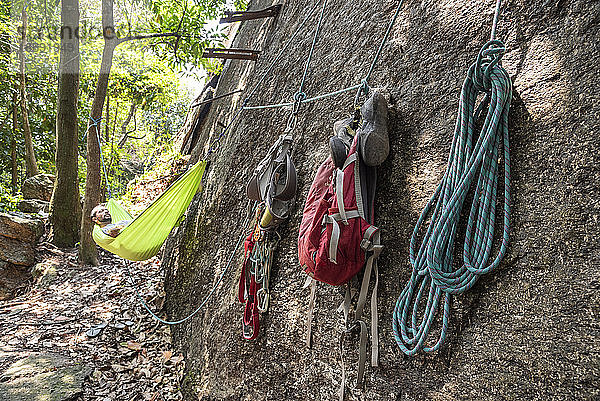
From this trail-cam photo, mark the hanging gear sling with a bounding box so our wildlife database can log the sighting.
[239,135,297,339]
[392,0,512,355]
[237,0,330,340]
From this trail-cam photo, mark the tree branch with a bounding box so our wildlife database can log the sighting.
[117,32,181,44]
[173,1,188,63]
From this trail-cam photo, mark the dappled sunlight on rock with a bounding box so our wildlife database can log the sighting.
[513,36,568,123]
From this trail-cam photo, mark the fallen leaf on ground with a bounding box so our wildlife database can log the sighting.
[125,340,142,351]
[162,350,172,362]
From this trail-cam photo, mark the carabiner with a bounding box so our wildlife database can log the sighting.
[256,288,270,313]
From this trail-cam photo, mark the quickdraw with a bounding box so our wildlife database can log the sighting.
[239,202,279,339]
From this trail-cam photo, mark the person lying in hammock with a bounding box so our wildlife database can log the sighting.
[91,204,131,238]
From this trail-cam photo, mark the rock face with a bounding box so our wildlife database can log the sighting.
[21,174,55,202]
[179,74,220,155]
[0,213,44,243]
[163,1,600,400]
[0,353,92,401]
[0,213,44,299]
[17,199,49,214]
[0,262,28,300]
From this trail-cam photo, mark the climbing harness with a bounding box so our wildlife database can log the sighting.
[237,136,297,339]
[392,0,512,355]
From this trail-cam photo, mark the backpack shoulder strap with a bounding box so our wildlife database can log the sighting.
[304,277,317,348]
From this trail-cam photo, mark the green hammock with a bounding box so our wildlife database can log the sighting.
[92,160,207,261]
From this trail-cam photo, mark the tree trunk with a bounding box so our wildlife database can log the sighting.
[49,0,81,247]
[11,93,18,194]
[163,0,600,399]
[19,7,39,178]
[78,0,118,265]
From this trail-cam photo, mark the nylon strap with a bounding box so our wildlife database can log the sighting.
[354,152,365,219]
[354,231,382,378]
[356,320,368,387]
[336,283,352,323]
[338,329,347,401]
[306,278,317,348]
[342,153,357,170]
[335,169,347,224]
[371,259,379,366]
[322,210,361,264]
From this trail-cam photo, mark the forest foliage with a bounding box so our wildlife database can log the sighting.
[0,0,240,210]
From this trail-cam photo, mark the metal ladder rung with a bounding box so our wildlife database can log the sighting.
[202,48,261,61]
[220,4,282,24]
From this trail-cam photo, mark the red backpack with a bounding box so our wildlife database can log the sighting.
[298,133,382,392]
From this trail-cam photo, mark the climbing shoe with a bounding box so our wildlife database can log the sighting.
[329,117,355,169]
[359,89,389,166]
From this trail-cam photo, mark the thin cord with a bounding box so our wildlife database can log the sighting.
[297,0,328,96]
[243,83,362,110]
[91,117,112,199]
[191,89,243,108]
[364,0,405,84]
[126,226,248,325]
[490,0,503,41]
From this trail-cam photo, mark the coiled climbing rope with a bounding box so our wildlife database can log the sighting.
[392,39,512,355]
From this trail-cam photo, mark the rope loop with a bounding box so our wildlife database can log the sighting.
[470,40,506,92]
[292,91,307,115]
[353,79,370,108]
[88,116,102,128]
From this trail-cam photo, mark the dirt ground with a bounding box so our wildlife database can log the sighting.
[0,243,186,401]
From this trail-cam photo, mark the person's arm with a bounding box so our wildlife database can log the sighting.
[102,224,122,238]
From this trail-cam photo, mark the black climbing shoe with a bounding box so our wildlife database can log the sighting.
[359,90,389,166]
[329,117,355,169]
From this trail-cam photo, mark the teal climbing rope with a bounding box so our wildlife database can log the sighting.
[392,38,512,355]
